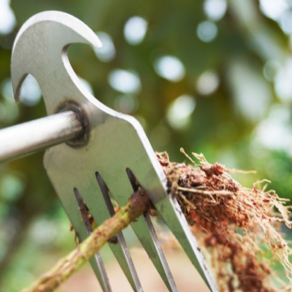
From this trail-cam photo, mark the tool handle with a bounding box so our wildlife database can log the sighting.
[0,111,84,163]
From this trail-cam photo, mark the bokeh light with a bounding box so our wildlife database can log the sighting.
[197,21,218,43]
[0,0,16,35]
[279,10,292,35]
[29,219,58,245]
[275,58,292,102]
[259,0,288,21]
[196,70,220,95]
[124,16,148,45]
[204,0,227,21]
[154,56,185,82]
[114,95,138,113]
[166,95,196,130]
[254,105,292,155]
[0,174,25,202]
[108,69,141,94]
[227,59,272,122]
[19,75,42,107]
[94,32,116,62]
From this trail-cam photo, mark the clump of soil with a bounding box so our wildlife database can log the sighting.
[157,149,292,292]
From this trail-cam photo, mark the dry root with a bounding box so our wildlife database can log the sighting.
[157,149,292,292]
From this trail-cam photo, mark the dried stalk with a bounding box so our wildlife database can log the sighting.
[20,188,151,292]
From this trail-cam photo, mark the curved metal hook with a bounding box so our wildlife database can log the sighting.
[11,11,101,113]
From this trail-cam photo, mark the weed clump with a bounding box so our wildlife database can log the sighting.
[157,149,292,292]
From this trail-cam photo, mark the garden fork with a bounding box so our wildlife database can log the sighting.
[0,11,217,292]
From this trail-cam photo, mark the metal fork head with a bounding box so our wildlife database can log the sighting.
[11,11,217,292]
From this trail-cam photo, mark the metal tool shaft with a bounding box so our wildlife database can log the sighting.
[0,111,84,163]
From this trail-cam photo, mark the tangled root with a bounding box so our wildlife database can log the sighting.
[157,149,292,292]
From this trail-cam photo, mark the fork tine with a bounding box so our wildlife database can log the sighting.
[144,213,178,291]
[95,173,143,292]
[126,168,178,292]
[128,213,179,291]
[123,158,217,292]
[73,188,112,292]
[71,179,144,292]
[54,186,110,292]
[154,195,218,292]
[73,187,94,231]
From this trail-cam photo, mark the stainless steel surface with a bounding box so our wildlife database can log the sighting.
[144,213,178,292]
[10,11,218,292]
[74,188,112,292]
[93,253,112,292]
[96,173,143,292]
[125,168,178,292]
[0,111,83,163]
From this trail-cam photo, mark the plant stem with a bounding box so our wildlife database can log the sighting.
[20,188,151,292]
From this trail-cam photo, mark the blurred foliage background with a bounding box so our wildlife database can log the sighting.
[0,0,292,291]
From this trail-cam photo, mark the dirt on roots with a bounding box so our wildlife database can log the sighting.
[157,149,292,292]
